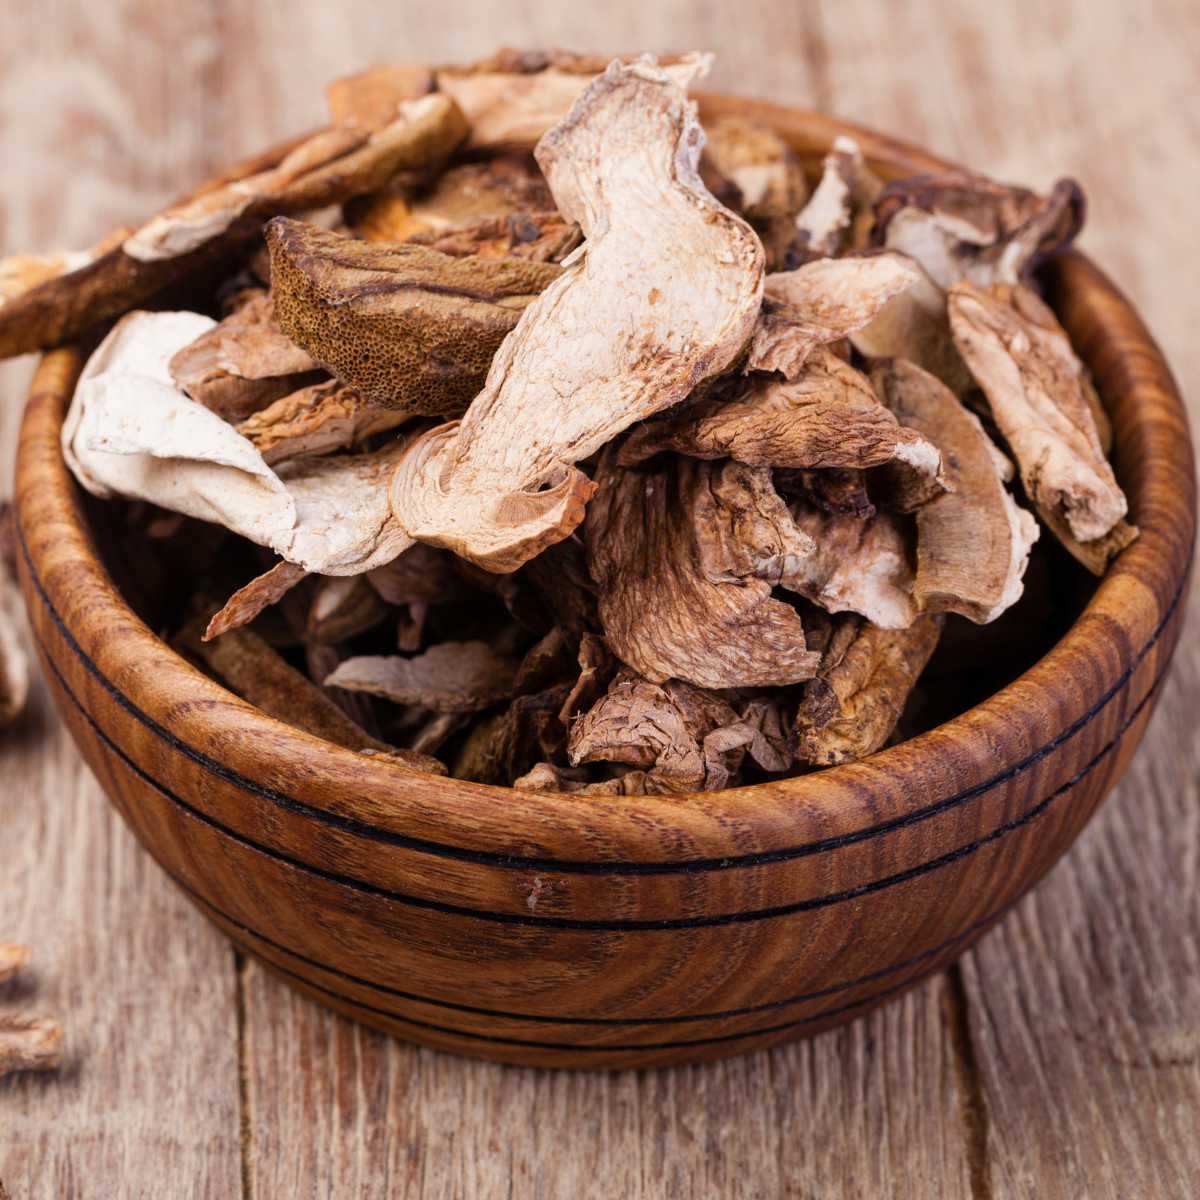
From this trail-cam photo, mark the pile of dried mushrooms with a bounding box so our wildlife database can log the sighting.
[0,50,1134,792]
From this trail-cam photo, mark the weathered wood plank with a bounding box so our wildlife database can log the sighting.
[243,960,972,1199]
[0,4,242,1197]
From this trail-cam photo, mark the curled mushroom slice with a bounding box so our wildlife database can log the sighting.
[204,560,309,641]
[792,136,883,261]
[324,641,519,713]
[780,505,918,629]
[873,358,1038,622]
[793,613,943,765]
[346,155,556,244]
[169,292,324,421]
[391,57,764,572]
[435,48,699,150]
[267,218,561,414]
[236,381,410,466]
[325,63,434,129]
[566,669,756,794]
[620,347,945,508]
[587,451,820,689]
[64,311,416,578]
[0,95,468,360]
[948,282,1135,572]
[873,172,1085,290]
[747,252,921,379]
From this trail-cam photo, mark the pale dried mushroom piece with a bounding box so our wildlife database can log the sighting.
[948,281,1135,572]
[621,346,945,509]
[435,48,697,150]
[346,155,555,244]
[873,172,1084,290]
[850,260,974,395]
[793,612,943,765]
[0,552,29,729]
[325,640,519,713]
[748,252,922,379]
[236,380,411,466]
[0,1014,64,1078]
[325,63,435,129]
[169,291,324,421]
[781,505,918,629]
[873,358,1038,622]
[63,311,416,578]
[792,135,883,261]
[0,95,468,360]
[587,451,820,689]
[565,669,757,794]
[738,696,795,773]
[391,57,765,572]
[267,217,560,414]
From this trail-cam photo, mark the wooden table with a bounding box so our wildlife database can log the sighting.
[1,2,1197,1196]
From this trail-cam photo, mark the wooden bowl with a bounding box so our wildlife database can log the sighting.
[14,97,1195,1069]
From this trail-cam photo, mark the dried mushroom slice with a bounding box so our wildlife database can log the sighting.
[407,212,580,263]
[566,669,756,793]
[873,358,1038,622]
[325,63,435,129]
[587,452,820,689]
[435,48,697,150]
[237,380,410,466]
[169,291,324,421]
[347,155,555,244]
[267,218,560,414]
[391,58,765,572]
[873,172,1084,289]
[307,575,390,645]
[793,613,943,765]
[620,347,945,508]
[948,282,1135,572]
[781,505,918,629]
[452,684,571,785]
[748,252,921,379]
[204,560,309,641]
[0,556,29,729]
[324,640,519,713]
[850,261,973,395]
[64,311,416,578]
[792,136,883,261]
[0,95,468,359]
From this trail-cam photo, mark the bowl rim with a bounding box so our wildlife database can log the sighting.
[15,92,1197,874]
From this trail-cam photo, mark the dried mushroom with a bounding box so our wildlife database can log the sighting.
[792,136,882,261]
[794,613,943,765]
[64,311,416,577]
[587,451,820,689]
[0,94,467,358]
[748,252,921,379]
[782,505,918,629]
[236,380,410,466]
[874,172,1084,290]
[390,57,764,572]
[346,155,555,244]
[325,641,519,713]
[169,291,323,421]
[267,217,560,414]
[560,669,757,794]
[30,49,1124,791]
[621,346,945,508]
[873,358,1038,622]
[948,282,1135,572]
[0,547,29,729]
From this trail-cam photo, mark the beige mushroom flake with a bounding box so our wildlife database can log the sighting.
[587,451,820,689]
[389,56,765,572]
[948,282,1135,572]
[873,357,1038,622]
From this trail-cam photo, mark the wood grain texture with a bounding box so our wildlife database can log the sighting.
[1,1,1198,1196]
[0,5,243,1198]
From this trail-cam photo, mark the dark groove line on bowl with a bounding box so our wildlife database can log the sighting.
[260,953,925,1053]
[35,623,1167,930]
[163,865,1016,1025]
[18,522,1190,877]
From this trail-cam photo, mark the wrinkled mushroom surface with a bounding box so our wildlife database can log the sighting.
[948,281,1134,572]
